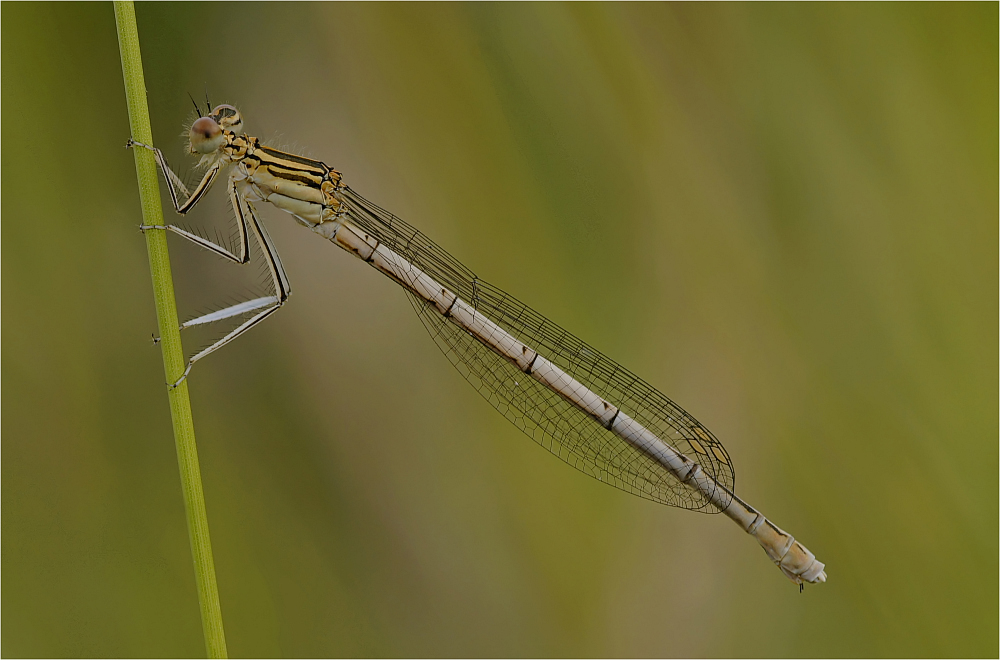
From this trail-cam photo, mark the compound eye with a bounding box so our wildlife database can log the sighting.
[189,116,225,154]
[210,104,244,134]
[192,116,221,138]
[210,104,236,118]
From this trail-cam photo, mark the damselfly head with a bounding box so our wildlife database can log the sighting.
[187,105,244,157]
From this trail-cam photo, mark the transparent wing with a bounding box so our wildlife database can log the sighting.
[341,187,735,511]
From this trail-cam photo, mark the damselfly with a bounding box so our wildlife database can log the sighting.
[128,102,827,588]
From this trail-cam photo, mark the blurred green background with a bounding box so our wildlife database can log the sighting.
[3,2,996,657]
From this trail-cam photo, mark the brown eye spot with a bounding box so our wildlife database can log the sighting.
[189,117,225,154]
[191,117,221,138]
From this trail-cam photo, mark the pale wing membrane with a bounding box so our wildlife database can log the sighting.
[340,187,734,511]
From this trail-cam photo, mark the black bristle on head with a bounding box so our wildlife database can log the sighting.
[188,92,202,117]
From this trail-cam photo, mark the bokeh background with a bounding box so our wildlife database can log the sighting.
[3,3,996,657]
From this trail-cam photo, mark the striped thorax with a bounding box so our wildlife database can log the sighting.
[191,104,345,228]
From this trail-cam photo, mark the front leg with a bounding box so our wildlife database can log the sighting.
[127,139,221,215]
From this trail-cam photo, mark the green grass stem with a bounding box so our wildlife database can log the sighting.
[113,2,228,657]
